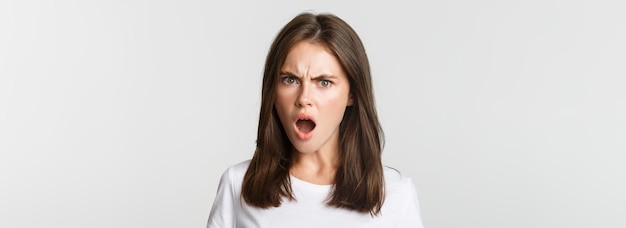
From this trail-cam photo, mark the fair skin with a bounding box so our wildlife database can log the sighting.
[274,41,353,185]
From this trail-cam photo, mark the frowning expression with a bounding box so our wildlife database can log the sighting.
[274,41,353,154]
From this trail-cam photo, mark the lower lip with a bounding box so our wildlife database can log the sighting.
[294,124,314,140]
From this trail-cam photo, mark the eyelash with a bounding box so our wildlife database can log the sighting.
[318,80,332,87]
[281,76,299,85]
[280,76,333,88]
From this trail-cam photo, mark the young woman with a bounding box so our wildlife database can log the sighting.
[207,12,424,228]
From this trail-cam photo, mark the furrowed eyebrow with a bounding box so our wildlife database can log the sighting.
[311,74,338,80]
[278,72,337,80]
[279,71,298,76]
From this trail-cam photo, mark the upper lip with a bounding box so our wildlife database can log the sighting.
[294,112,316,123]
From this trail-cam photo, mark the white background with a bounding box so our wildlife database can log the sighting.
[1,0,625,227]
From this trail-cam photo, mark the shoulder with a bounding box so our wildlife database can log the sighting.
[382,166,418,196]
[383,166,410,186]
[217,159,250,187]
[381,166,423,224]
[226,159,251,175]
[208,160,252,227]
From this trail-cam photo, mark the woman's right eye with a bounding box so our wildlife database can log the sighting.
[282,77,298,85]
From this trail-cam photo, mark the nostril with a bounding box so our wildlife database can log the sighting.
[296,96,311,106]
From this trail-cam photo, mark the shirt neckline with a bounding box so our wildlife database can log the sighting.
[289,175,333,192]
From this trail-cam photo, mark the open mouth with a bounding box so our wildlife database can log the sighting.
[294,113,316,140]
[296,118,316,133]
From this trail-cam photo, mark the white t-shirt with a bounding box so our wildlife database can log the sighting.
[207,160,424,228]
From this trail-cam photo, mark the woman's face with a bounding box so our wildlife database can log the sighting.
[275,41,353,155]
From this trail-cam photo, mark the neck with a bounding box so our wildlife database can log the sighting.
[290,147,339,185]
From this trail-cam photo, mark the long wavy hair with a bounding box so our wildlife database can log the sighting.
[242,12,385,215]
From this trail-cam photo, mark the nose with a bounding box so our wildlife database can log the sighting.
[296,83,312,107]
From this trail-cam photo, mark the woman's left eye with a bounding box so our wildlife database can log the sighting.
[319,80,332,87]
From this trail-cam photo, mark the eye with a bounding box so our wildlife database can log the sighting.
[281,76,298,85]
[319,80,332,88]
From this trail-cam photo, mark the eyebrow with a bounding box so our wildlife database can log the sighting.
[279,71,296,76]
[279,71,338,80]
[312,74,338,80]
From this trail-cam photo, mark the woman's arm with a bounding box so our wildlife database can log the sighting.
[397,178,425,228]
[207,167,237,228]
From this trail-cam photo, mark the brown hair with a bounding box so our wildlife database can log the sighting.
[242,12,385,215]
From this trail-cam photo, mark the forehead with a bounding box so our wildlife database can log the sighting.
[280,41,345,77]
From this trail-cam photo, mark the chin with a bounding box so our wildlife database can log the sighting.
[291,142,321,154]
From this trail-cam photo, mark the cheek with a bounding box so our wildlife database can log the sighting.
[319,91,350,120]
[274,90,294,121]
[275,90,292,108]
